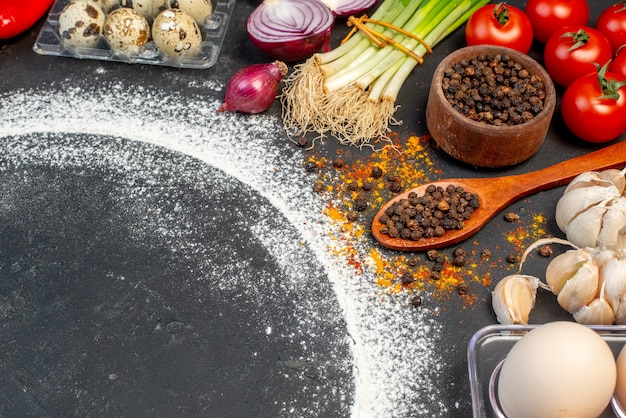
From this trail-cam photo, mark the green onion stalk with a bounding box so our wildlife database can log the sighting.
[280,0,490,147]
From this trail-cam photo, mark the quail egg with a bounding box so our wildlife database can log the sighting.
[103,8,150,55]
[152,9,202,58]
[120,0,167,21]
[58,1,106,48]
[168,0,212,26]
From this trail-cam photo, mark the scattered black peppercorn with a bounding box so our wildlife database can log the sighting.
[539,245,553,257]
[409,294,422,307]
[504,211,520,222]
[506,253,518,264]
[296,137,308,147]
[426,250,440,261]
[313,181,324,193]
[371,166,383,178]
[453,247,466,258]
[389,180,402,193]
[361,181,374,191]
[400,271,415,285]
[333,158,344,168]
[457,283,469,295]
[354,197,368,212]
[481,249,491,260]
[453,256,466,267]
[305,161,318,172]
[347,211,359,222]
[347,182,359,191]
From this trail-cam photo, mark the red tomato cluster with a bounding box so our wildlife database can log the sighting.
[464,1,626,143]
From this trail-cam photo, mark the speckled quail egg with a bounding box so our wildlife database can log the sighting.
[58,1,106,48]
[152,9,202,58]
[103,8,150,55]
[168,0,212,26]
[120,0,167,21]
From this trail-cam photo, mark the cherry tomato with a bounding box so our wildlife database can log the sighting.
[596,2,626,53]
[465,3,533,54]
[610,47,626,79]
[561,64,626,143]
[544,26,613,87]
[525,0,589,44]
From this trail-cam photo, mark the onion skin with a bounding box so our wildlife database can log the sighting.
[246,0,335,62]
[217,61,288,114]
[319,0,380,17]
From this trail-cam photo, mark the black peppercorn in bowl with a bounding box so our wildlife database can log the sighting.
[426,45,556,168]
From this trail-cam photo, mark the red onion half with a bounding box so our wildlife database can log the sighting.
[246,0,335,62]
[217,61,288,114]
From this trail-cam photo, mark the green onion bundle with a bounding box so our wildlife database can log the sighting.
[280,0,490,147]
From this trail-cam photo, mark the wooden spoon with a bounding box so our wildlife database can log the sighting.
[372,140,626,251]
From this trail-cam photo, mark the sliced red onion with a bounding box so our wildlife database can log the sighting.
[319,0,380,17]
[217,61,288,114]
[246,0,335,62]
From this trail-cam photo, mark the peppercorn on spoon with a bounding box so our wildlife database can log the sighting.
[372,140,626,251]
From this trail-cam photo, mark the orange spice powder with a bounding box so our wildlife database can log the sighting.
[309,134,550,308]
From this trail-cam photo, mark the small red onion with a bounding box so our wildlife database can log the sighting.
[246,0,335,62]
[217,61,288,114]
[320,0,380,17]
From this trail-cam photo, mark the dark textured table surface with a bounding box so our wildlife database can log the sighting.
[1,1,624,417]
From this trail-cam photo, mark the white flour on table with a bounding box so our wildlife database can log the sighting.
[0,75,449,417]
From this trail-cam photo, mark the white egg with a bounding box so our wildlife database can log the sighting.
[152,9,202,58]
[120,0,167,21]
[103,8,150,55]
[168,0,212,26]
[58,1,106,48]
[498,321,616,418]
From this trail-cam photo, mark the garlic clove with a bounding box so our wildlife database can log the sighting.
[598,168,626,194]
[546,249,599,313]
[573,297,615,325]
[602,256,626,311]
[564,204,610,249]
[546,249,596,294]
[555,185,618,233]
[491,274,540,325]
[597,198,626,250]
[593,248,617,296]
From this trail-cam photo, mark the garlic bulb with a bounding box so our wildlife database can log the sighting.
[545,248,599,314]
[492,274,540,325]
[556,167,626,250]
[492,237,626,325]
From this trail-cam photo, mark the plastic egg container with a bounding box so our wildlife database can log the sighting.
[468,324,626,418]
[34,0,236,68]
